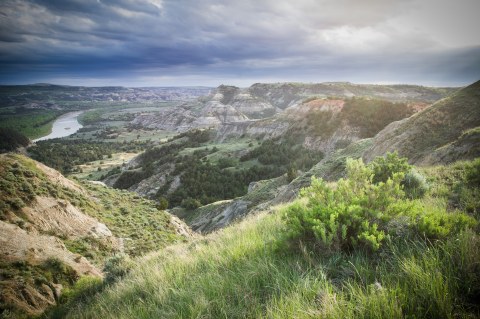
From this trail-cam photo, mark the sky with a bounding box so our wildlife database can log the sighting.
[0,0,479,87]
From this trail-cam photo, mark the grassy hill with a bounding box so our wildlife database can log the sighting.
[50,156,480,319]
[0,154,190,317]
[364,80,480,164]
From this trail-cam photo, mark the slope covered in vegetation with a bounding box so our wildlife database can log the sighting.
[53,155,480,319]
[0,154,189,317]
[364,80,480,164]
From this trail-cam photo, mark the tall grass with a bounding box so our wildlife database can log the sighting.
[55,209,480,319]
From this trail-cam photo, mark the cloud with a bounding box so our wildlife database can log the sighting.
[0,0,479,86]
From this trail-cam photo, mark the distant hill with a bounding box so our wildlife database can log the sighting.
[248,82,457,107]
[131,82,457,133]
[0,85,213,108]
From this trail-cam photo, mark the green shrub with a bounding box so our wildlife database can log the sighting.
[370,152,428,198]
[156,197,169,210]
[283,158,476,253]
[369,151,411,184]
[181,197,202,210]
[283,158,403,252]
[415,206,478,239]
[403,169,429,199]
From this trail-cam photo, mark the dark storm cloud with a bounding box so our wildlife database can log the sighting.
[0,0,479,86]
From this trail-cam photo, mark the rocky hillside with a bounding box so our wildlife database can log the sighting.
[0,154,191,317]
[130,82,456,133]
[120,82,446,196]
[103,82,463,234]
[177,81,479,233]
[115,94,426,208]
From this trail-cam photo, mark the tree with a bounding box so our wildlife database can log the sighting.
[156,197,169,210]
[0,128,30,153]
[287,165,298,182]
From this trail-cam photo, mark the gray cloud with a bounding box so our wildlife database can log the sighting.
[0,0,479,86]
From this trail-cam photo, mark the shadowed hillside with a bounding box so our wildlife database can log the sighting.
[364,80,480,164]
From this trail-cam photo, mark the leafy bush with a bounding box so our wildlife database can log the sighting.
[283,159,403,252]
[403,169,429,199]
[369,151,411,184]
[414,206,477,239]
[370,152,428,199]
[156,197,169,210]
[283,158,476,253]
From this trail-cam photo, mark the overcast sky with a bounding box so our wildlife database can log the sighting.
[1,0,479,87]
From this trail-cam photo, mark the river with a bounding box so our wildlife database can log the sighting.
[33,111,83,142]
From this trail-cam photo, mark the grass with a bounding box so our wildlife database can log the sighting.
[52,156,480,319]
[0,109,63,139]
[70,152,138,180]
[420,160,480,217]
[53,210,480,319]
[79,182,185,256]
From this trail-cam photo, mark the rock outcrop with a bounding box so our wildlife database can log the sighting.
[131,82,456,134]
